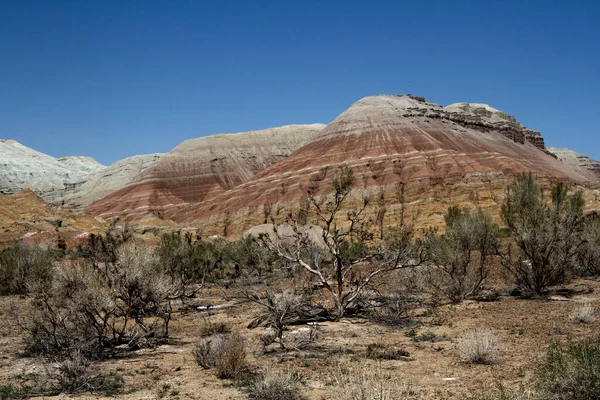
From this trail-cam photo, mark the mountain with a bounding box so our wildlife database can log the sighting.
[86,124,326,221]
[164,95,589,226]
[0,139,105,201]
[6,95,597,239]
[548,147,600,185]
[56,153,163,207]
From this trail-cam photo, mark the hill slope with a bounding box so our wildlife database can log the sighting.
[548,147,600,185]
[170,95,588,224]
[0,139,105,201]
[86,124,326,220]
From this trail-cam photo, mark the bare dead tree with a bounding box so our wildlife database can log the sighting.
[260,166,424,319]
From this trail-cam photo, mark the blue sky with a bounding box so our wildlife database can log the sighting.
[1,1,598,165]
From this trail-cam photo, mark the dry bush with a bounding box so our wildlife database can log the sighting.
[51,351,124,394]
[457,329,499,364]
[365,343,410,360]
[241,288,319,350]
[24,242,180,360]
[199,317,231,337]
[330,361,417,400]
[247,370,307,400]
[0,352,124,398]
[260,167,425,319]
[466,383,535,400]
[193,332,248,379]
[569,303,596,324]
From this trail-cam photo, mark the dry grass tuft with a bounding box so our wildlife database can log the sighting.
[457,329,499,364]
[329,361,417,400]
[247,370,307,400]
[569,302,596,324]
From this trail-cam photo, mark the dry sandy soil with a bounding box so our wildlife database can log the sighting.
[1,272,599,400]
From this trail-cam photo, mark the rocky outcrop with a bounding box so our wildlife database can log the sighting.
[443,102,545,149]
[86,124,326,220]
[548,148,600,185]
[0,139,105,201]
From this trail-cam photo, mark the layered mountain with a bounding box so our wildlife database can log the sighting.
[171,95,589,224]
[0,139,105,201]
[86,94,592,231]
[56,153,163,207]
[548,147,600,185]
[86,124,326,221]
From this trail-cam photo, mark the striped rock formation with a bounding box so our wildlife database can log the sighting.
[86,124,326,221]
[86,95,594,233]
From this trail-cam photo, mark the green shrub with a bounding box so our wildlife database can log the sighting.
[0,244,55,295]
[426,207,499,303]
[537,337,600,400]
[500,177,587,295]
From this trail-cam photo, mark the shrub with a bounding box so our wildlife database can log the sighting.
[365,343,410,360]
[0,353,124,398]
[241,289,317,350]
[156,232,223,285]
[370,293,416,326]
[199,317,231,337]
[260,166,425,319]
[247,370,307,400]
[25,242,180,360]
[457,329,499,364]
[0,244,55,295]
[426,207,499,303]
[500,177,587,295]
[193,333,248,379]
[578,213,600,276]
[569,303,596,324]
[537,338,600,400]
[52,352,124,394]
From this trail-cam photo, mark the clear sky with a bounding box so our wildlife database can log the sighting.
[1,1,598,165]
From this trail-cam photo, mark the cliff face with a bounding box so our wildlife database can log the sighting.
[86,124,326,220]
[548,148,600,185]
[0,139,105,201]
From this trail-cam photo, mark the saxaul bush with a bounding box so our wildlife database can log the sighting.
[0,243,55,296]
[260,166,425,319]
[238,288,318,350]
[425,206,499,303]
[24,241,187,361]
[500,176,587,295]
